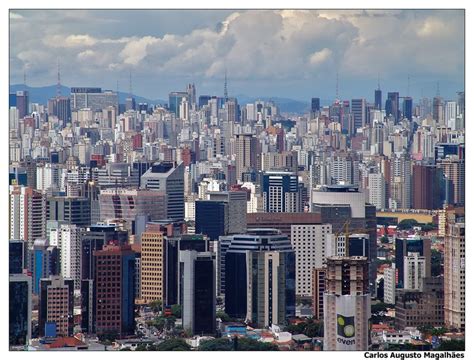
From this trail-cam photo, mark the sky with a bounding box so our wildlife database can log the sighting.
[9,9,464,102]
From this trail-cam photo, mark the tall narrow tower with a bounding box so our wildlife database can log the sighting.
[224,68,228,102]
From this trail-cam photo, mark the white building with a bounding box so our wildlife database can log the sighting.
[368,172,386,210]
[59,224,82,290]
[384,265,396,304]
[403,252,426,291]
[290,224,333,297]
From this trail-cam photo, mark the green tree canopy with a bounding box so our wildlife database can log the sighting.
[156,338,191,351]
[437,340,465,351]
[149,299,162,313]
[397,219,419,230]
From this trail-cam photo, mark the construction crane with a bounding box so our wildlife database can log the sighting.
[333,218,369,257]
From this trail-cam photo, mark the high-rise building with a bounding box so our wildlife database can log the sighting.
[374,88,382,110]
[311,97,320,118]
[99,188,167,225]
[235,134,258,182]
[262,170,303,213]
[9,185,46,249]
[70,87,118,112]
[433,96,444,125]
[438,156,465,206]
[402,97,413,120]
[94,245,135,337]
[195,200,228,240]
[9,274,32,347]
[9,240,26,275]
[47,196,91,227]
[403,252,426,290]
[97,162,140,189]
[59,224,81,290]
[38,275,74,337]
[141,162,185,221]
[168,91,189,117]
[29,239,59,294]
[247,212,322,239]
[412,164,444,210]
[323,256,371,351]
[444,221,465,330]
[48,96,71,123]
[80,224,129,333]
[140,229,166,303]
[16,91,29,119]
[368,172,386,210]
[311,185,377,293]
[395,236,431,288]
[224,229,295,326]
[385,92,399,122]
[389,153,412,209]
[290,224,333,297]
[312,268,326,320]
[384,265,396,304]
[351,98,367,130]
[180,251,216,335]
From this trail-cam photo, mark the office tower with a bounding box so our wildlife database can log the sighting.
[141,161,185,221]
[329,152,359,186]
[290,224,332,297]
[412,164,444,210]
[385,92,399,122]
[444,221,465,330]
[208,191,247,234]
[438,156,465,206]
[261,151,298,172]
[403,253,426,291]
[38,276,74,337]
[395,276,444,330]
[125,97,136,111]
[9,274,32,347]
[395,236,431,288]
[311,97,320,118]
[198,95,211,109]
[30,239,59,294]
[351,98,366,130]
[384,265,396,304]
[48,96,71,123]
[97,162,140,188]
[247,212,322,238]
[80,224,129,333]
[312,268,326,320]
[444,101,457,129]
[262,170,303,213]
[16,90,29,119]
[323,256,371,351]
[168,91,189,117]
[186,83,196,108]
[94,245,135,337]
[70,87,118,112]
[433,96,444,124]
[225,98,238,122]
[347,234,370,257]
[59,224,81,290]
[402,97,413,120]
[311,185,377,293]
[374,88,382,110]
[457,91,465,118]
[368,172,386,210]
[180,251,216,335]
[224,229,295,326]
[195,200,228,240]
[99,189,167,224]
[140,229,166,303]
[9,240,25,274]
[47,196,91,227]
[9,185,46,248]
[235,134,258,182]
[389,153,412,209]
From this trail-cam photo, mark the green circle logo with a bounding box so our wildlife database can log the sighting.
[344,325,355,337]
[338,316,345,326]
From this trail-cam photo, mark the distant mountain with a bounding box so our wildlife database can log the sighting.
[235,95,309,114]
[9,84,167,106]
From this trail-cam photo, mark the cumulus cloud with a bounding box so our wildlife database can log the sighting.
[9,9,464,99]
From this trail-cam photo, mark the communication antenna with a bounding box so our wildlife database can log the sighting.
[129,69,133,97]
[436,81,440,97]
[407,75,410,97]
[336,71,339,100]
[57,58,61,97]
[224,68,228,102]
[23,69,26,87]
[377,74,380,91]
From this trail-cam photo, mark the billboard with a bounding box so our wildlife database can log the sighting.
[335,295,357,350]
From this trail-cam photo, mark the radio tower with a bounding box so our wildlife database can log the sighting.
[224,68,228,102]
[56,58,61,97]
[129,68,133,97]
[335,71,339,101]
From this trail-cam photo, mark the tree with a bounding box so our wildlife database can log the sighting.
[171,304,182,318]
[437,340,465,351]
[304,321,323,338]
[371,302,390,314]
[380,236,389,244]
[156,338,191,351]
[149,299,162,313]
[216,310,232,322]
[431,249,443,277]
[237,337,278,351]
[397,219,419,230]
[198,338,233,351]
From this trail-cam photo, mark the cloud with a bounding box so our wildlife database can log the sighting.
[9,9,464,99]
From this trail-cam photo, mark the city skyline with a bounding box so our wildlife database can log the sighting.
[10,9,464,101]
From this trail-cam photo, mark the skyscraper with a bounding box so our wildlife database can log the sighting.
[140,229,166,303]
[168,91,189,117]
[180,250,216,335]
[16,90,29,119]
[29,239,60,294]
[402,97,413,120]
[323,256,371,351]
[385,92,399,122]
[141,161,185,221]
[262,170,303,213]
[395,236,431,288]
[351,98,367,130]
[9,274,32,347]
[235,134,258,182]
[94,245,135,337]
[412,164,444,210]
[374,88,382,110]
[311,97,320,118]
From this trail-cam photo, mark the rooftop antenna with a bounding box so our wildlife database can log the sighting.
[56,58,61,97]
[336,71,339,100]
[224,67,228,102]
[377,73,380,90]
[116,79,119,94]
[23,69,26,87]
[407,75,410,97]
[436,81,440,97]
